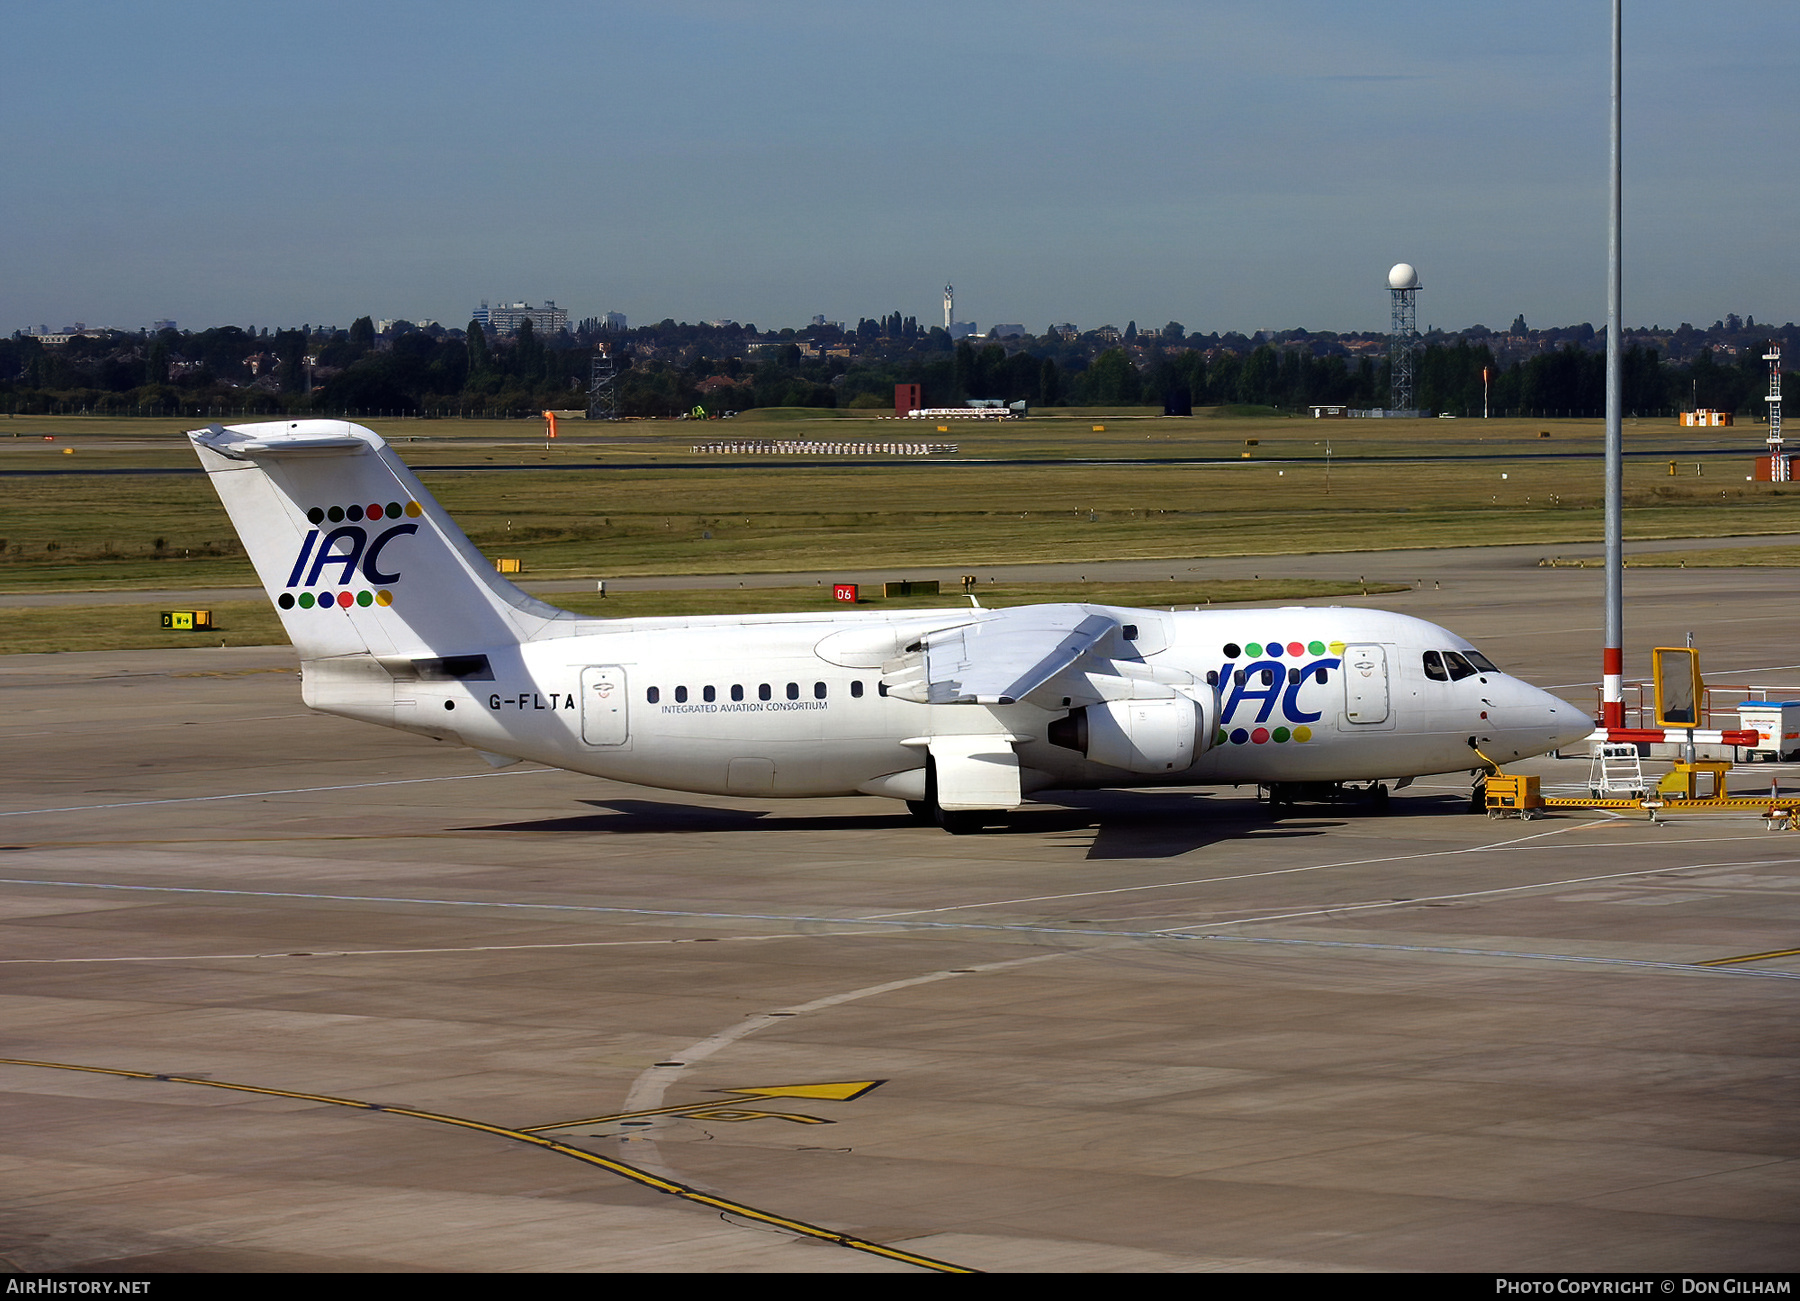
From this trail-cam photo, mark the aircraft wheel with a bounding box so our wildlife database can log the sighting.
[905,800,936,826]
[1470,780,1487,813]
[937,809,985,835]
[1267,785,1288,817]
[1371,783,1390,812]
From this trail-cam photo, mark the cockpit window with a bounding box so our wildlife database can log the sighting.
[1423,652,1448,681]
[1464,650,1499,673]
[1443,651,1478,681]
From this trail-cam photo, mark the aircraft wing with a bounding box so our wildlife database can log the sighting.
[881,605,1122,706]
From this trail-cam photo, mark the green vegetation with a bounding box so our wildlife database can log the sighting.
[2,413,1794,597]
[1627,546,1800,567]
[0,581,1409,655]
[5,312,1788,422]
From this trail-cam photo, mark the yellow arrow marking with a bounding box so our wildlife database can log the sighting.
[722,1080,884,1102]
[521,1079,885,1132]
[0,1058,969,1273]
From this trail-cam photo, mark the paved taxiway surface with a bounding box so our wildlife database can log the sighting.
[1,552,1797,1271]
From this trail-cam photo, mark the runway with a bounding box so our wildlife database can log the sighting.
[1,557,1797,1271]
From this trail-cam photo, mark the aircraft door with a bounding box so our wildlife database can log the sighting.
[1341,643,1391,724]
[581,665,630,745]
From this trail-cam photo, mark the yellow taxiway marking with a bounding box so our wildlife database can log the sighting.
[521,1080,885,1133]
[731,1080,883,1102]
[0,1058,969,1274]
[1695,946,1800,967]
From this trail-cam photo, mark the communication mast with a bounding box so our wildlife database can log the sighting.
[587,344,618,421]
[1387,262,1421,415]
[943,283,954,333]
[1766,343,1785,481]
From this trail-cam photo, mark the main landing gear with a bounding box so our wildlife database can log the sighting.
[1264,780,1394,816]
[907,760,994,834]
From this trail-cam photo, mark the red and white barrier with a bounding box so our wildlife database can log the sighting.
[1588,726,1759,747]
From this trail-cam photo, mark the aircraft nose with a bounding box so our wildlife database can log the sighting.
[1519,683,1591,752]
[1546,692,1595,751]
[1484,682,1591,758]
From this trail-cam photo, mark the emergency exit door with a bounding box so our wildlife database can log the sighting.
[580,665,630,745]
[1341,644,1391,725]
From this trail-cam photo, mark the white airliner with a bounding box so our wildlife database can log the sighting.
[191,420,1590,831]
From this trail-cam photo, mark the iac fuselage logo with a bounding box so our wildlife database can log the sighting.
[276,500,422,611]
[1213,636,1346,746]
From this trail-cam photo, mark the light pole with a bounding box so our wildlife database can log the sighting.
[1601,0,1625,730]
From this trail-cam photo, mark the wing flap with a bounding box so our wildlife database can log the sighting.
[885,605,1120,706]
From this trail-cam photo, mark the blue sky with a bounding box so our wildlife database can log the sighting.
[6,1,1796,337]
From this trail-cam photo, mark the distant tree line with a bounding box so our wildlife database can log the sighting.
[2,310,1791,420]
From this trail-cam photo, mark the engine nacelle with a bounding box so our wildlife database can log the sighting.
[1048,694,1207,774]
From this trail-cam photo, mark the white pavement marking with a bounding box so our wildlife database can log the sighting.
[856,818,1621,921]
[618,953,1066,1182]
[0,767,549,817]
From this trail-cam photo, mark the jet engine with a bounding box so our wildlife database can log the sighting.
[1048,693,1208,774]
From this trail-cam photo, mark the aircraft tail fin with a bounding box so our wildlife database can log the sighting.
[190,420,571,662]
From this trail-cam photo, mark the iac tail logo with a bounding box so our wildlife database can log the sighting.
[276,499,422,611]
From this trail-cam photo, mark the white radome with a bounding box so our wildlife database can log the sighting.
[1388,262,1419,290]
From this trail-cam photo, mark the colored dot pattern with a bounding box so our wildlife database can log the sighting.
[279,588,394,611]
[307,501,415,526]
[1215,635,1339,744]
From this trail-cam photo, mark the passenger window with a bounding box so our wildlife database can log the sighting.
[1206,670,1218,686]
[647,686,660,703]
[814,681,827,699]
[703,685,715,702]
[1424,652,1448,681]
[1315,666,1329,684]
[731,684,743,702]
[1233,670,1245,686]
[1287,668,1300,685]
[787,682,799,700]
[674,685,687,703]
[851,680,864,698]
[1444,652,1477,681]
[878,682,889,697]
[759,684,771,701]
[1261,669,1275,686]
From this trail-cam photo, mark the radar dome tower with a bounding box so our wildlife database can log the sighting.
[1387,263,1421,415]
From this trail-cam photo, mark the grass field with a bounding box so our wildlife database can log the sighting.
[0,579,1410,655]
[1,409,1791,605]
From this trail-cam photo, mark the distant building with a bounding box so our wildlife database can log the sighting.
[152,319,177,333]
[602,312,627,331]
[1680,409,1733,427]
[485,300,569,336]
[948,321,978,340]
[988,324,1026,339]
